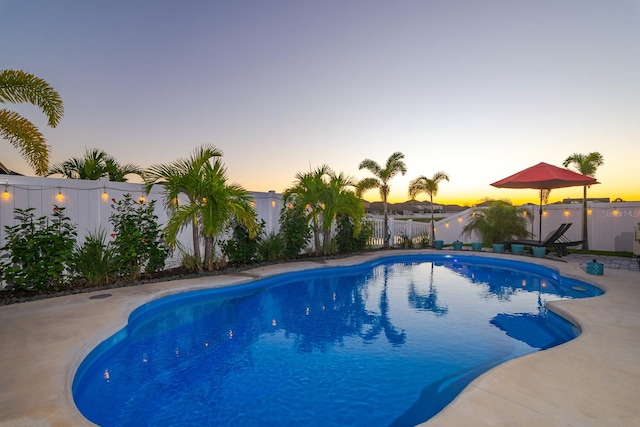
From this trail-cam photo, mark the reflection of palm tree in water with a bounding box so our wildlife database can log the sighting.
[408,263,448,316]
[363,265,406,345]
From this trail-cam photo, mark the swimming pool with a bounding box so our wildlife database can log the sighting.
[73,254,602,426]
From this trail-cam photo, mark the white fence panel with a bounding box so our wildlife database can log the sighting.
[1,175,638,254]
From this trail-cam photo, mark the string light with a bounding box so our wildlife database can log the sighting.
[102,186,109,201]
[55,187,64,202]
[2,184,9,201]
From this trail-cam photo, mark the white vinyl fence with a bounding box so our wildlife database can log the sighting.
[1,175,638,260]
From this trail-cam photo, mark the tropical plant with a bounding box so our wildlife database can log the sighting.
[0,206,76,291]
[408,171,450,246]
[71,228,114,286]
[143,144,223,264]
[278,201,312,259]
[356,152,407,249]
[47,148,142,181]
[283,165,331,255]
[284,166,365,255]
[221,218,264,264]
[162,157,258,271]
[258,232,285,262]
[563,152,604,251]
[320,171,366,254]
[462,200,532,246]
[334,214,372,254]
[0,69,64,175]
[109,194,167,279]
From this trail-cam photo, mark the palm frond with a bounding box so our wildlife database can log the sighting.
[0,69,64,127]
[0,108,49,175]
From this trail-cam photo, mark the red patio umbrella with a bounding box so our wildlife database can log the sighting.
[491,162,598,241]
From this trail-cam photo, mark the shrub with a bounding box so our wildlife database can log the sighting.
[72,228,114,286]
[221,219,265,264]
[335,215,372,254]
[398,234,414,249]
[258,232,284,262]
[462,200,532,245]
[0,206,77,291]
[279,202,312,259]
[109,194,167,280]
[417,233,430,248]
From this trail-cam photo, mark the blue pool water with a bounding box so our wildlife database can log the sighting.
[73,254,602,426]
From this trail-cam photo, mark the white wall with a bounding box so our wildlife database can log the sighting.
[1,175,637,255]
[0,175,284,264]
[430,202,640,252]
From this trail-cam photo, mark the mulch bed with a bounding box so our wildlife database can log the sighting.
[0,252,370,306]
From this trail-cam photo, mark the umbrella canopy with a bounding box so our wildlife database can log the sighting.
[491,162,598,190]
[491,162,599,241]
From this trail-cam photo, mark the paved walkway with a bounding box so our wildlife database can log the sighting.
[0,250,638,427]
[561,253,640,271]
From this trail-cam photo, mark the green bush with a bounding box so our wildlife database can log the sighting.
[0,206,77,291]
[417,233,430,248]
[221,219,265,264]
[462,200,532,245]
[72,228,114,286]
[335,215,372,254]
[109,194,167,279]
[258,232,284,262]
[279,203,312,259]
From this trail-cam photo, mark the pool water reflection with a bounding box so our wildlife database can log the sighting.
[73,255,602,426]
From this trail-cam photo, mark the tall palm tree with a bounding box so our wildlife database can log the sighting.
[163,158,258,271]
[283,165,332,255]
[408,171,450,246]
[0,69,64,175]
[356,152,407,249]
[47,148,142,181]
[320,171,365,254]
[563,152,604,251]
[143,144,223,264]
[284,166,365,255]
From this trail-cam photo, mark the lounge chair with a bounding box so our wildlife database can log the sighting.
[500,223,580,257]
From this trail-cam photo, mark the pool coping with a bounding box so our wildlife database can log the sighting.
[0,250,638,426]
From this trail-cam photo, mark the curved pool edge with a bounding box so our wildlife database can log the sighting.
[1,249,637,426]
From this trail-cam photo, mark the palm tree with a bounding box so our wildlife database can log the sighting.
[143,144,223,264]
[283,165,332,255]
[462,200,531,246]
[320,171,365,254]
[164,158,258,271]
[563,152,604,251]
[0,69,64,175]
[356,152,407,249]
[284,166,365,255]
[47,148,142,181]
[408,171,450,246]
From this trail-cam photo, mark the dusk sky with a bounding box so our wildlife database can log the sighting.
[2,0,639,205]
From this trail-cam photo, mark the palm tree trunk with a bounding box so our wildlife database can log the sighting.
[313,217,322,255]
[382,197,389,249]
[430,195,435,247]
[323,229,332,254]
[204,237,214,271]
[191,217,201,268]
[582,185,589,251]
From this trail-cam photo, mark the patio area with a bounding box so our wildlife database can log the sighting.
[0,250,638,427]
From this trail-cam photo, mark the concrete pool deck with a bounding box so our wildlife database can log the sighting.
[0,250,638,427]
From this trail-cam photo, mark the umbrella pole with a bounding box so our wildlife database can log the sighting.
[539,190,543,242]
